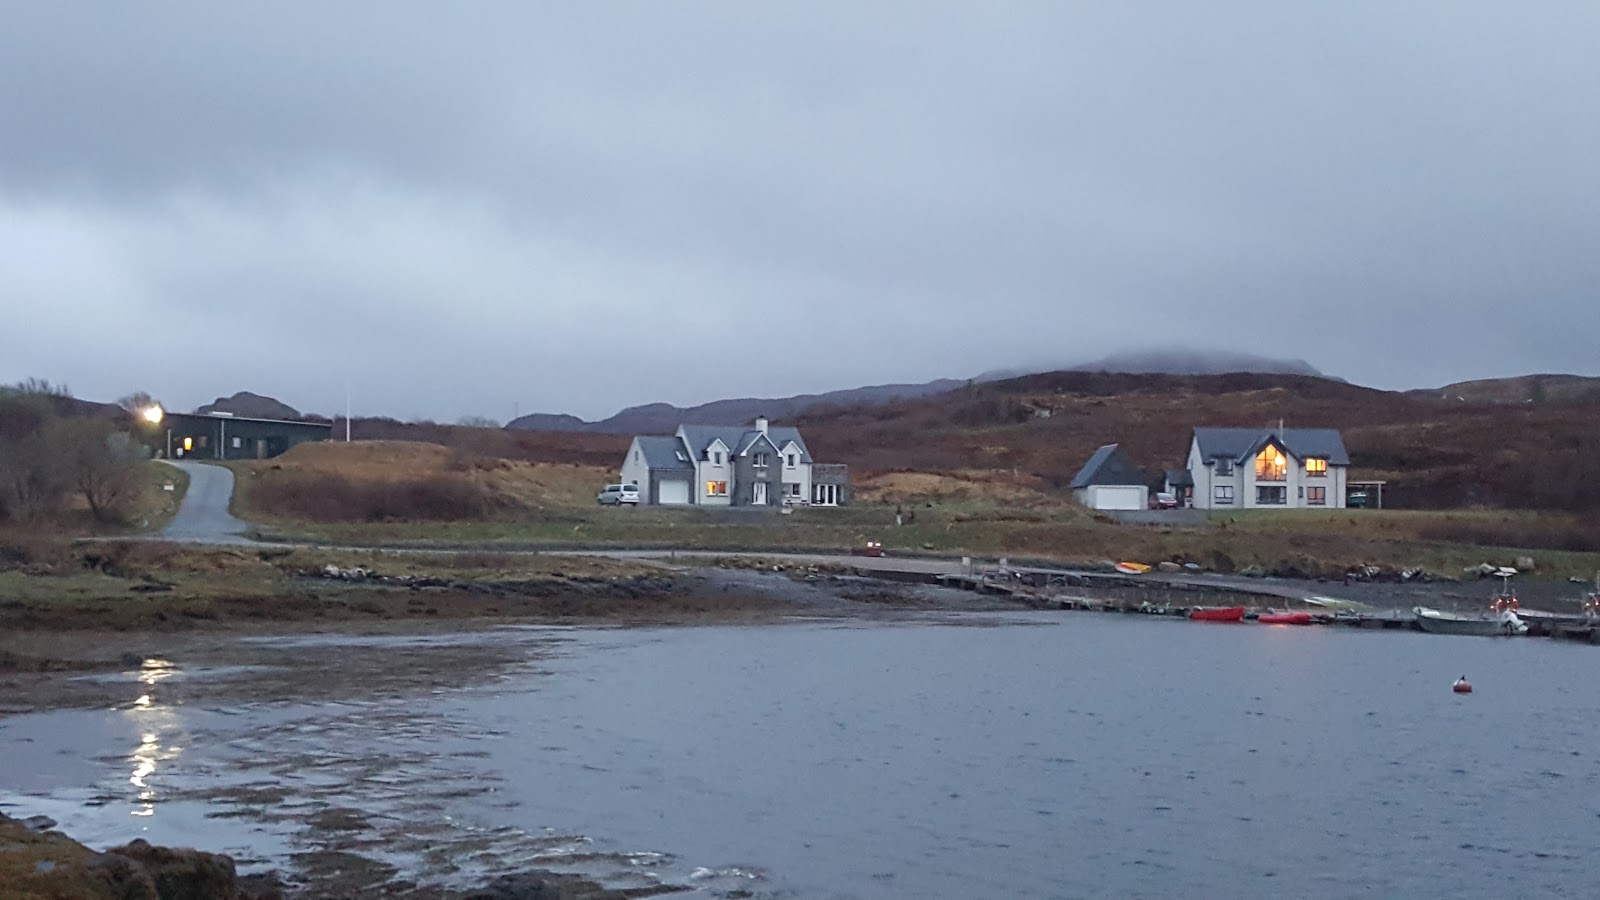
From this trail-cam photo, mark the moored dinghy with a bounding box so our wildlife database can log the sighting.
[1189,606,1246,622]
[1258,611,1313,625]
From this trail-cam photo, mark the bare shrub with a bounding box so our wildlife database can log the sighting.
[251,472,499,522]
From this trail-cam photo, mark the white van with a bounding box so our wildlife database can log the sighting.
[596,483,641,506]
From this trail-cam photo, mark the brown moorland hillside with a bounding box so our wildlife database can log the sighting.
[790,372,1600,512]
[293,372,1599,513]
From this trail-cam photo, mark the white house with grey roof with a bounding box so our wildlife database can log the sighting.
[619,417,849,507]
[1185,427,1350,510]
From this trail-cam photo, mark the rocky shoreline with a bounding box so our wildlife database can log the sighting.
[2,809,668,898]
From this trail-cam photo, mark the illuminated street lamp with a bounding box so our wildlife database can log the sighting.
[141,405,164,425]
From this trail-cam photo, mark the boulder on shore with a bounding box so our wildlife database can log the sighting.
[0,812,280,900]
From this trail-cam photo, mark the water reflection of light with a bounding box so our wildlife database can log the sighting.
[124,659,185,819]
[139,658,175,686]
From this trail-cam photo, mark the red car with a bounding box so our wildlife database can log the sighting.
[1149,492,1178,510]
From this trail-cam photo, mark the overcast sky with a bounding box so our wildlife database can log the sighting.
[3,4,1597,421]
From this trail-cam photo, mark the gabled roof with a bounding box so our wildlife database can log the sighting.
[1191,427,1350,466]
[679,424,813,463]
[1069,444,1148,489]
[735,430,783,456]
[634,435,694,471]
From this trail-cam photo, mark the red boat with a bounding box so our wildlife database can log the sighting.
[1257,611,1313,625]
[1189,606,1245,622]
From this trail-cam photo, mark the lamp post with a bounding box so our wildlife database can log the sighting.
[139,405,169,459]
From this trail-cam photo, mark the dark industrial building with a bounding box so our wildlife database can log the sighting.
[155,411,332,460]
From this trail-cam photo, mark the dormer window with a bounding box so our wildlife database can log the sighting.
[714,451,723,465]
[1255,447,1288,482]
[787,454,796,468]
[754,452,770,469]
[1305,458,1328,477]
[676,451,688,463]
[1215,458,1234,477]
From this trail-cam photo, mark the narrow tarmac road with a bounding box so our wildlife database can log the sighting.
[159,461,255,544]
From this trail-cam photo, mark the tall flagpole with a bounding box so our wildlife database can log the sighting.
[345,378,352,442]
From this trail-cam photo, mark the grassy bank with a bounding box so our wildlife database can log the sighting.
[223,441,1600,582]
[0,538,729,640]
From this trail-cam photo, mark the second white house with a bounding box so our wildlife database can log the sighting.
[1184,427,1350,510]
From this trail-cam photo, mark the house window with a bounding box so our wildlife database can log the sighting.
[1215,458,1234,477]
[813,484,838,506]
[713,451,723,465]
[1305,458,1328,476]
[1255,447,1288,482]
[675,451,688,463]
[754,452,769,469]
[705,481,728,497]
[787,482,801,497]
[1307,486,1327,506]
[786,454,796,468]
[1256,486,1288,505]
[232,437,242,449]
[1214,485,1234,505]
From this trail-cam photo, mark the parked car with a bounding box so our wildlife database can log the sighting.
[1150,492,1178,510]
[597,483,640,506]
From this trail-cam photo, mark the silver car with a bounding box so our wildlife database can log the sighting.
[597,483,641,506]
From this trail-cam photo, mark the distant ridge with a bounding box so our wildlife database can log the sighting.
[507,349,1333,434]
[1411,373,1600,405]
[1070,349,1326,378]
[507,380,967,434]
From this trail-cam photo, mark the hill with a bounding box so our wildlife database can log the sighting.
[506,350,1328,434]
[1412,374,1600,405]
[506,379,967,434]
[790,370,1600,512]
[197,391,303,419]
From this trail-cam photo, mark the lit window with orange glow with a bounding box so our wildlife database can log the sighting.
[1255,447,1287,482]
[1305,458,1328,476]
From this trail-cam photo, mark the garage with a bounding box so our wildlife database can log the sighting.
[1069,443,1152,511]
[657,479,690,505]
[1085,484,1147,510]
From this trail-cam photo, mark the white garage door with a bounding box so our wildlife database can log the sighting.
[658,479,690,505]
[1090,485,1146,510]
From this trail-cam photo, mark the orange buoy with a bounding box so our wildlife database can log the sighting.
[1453,676,1472,694]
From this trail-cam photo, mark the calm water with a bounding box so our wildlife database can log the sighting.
[3,614,1598,898]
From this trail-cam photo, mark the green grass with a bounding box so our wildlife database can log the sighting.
[236,499,1600,582]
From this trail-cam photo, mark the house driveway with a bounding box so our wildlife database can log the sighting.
[159,461,255,544]
[1103,508,1210,526]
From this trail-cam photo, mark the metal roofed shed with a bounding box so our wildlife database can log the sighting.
[1070,444,1150,510]
[153,411,333,460]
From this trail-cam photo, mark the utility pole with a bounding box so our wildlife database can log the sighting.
[345,378,352,442]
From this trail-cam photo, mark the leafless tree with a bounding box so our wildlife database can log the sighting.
[56,418,146,523]
[117,390,159,412]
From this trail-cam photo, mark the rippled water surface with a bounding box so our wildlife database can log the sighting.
[4,613,1598,897]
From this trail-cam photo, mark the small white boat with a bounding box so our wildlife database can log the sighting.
[1414,606,1527,636]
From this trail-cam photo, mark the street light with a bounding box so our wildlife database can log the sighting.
[142,405,164,425]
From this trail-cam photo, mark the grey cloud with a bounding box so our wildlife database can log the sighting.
[3,3,1598,419]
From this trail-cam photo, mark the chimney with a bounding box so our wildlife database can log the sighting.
[756,416,769,434]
